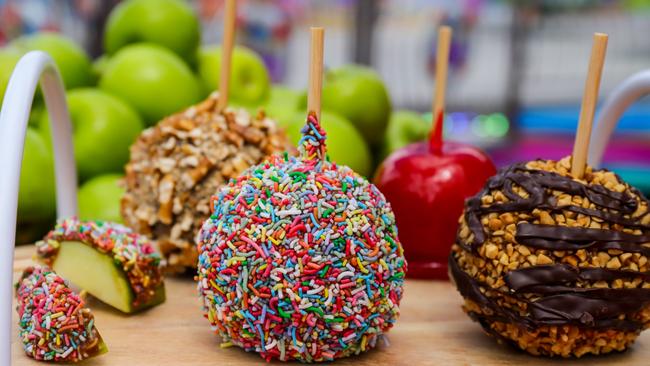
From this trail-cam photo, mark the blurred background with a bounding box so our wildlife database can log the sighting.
[1,0,649,242]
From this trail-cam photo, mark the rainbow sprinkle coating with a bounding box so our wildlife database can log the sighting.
[16,266,106,362]
[36,218,163,309]
[197,114,407,362]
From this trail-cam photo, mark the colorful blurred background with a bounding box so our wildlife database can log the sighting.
[1,0,649,243]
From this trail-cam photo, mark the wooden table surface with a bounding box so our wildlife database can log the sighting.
[11,245,650,365]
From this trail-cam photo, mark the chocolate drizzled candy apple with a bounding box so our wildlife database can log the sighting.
[197,28,406,362]
[448,34,650,357]
[375,26,495,279]
[120,0,289,272]
[36,218,165,314]
[16,266,107,362]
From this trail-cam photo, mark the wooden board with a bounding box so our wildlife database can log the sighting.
[11,245,650,365]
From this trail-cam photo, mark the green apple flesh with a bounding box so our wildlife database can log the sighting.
[287,111,372,177]
[100,43,202,125]
[10,32,95,89]
[321,65,391,146]
[19,129,56,222]
[0,48,21,103]
[78,174,125,223]
[40,88,144,180]
[104,0,200,65]
[198,45,270,104]
[381,110,431,159]
[52,241,165,313]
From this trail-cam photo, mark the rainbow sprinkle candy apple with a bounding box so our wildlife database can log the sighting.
[374,26,495,279]
[16,266,107,362]
[197,114,407,362]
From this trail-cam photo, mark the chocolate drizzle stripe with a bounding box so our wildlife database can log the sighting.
[449,255,650,331]
[505,264,650,292]
[465,163,650,251]
[514,223,650,255]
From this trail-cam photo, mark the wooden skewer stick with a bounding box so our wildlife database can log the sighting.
[307,27,325,121]
[571,32,608,178]
[217,0,237,111]
[430,26,452,152]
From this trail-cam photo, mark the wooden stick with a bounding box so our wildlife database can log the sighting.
[217,0,237,111]
[307,27,324,121]
[430,26,452,151]
[571,32,608,178]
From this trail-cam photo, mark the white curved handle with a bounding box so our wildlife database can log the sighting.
[0,51,77,365]
[588,70,650,167]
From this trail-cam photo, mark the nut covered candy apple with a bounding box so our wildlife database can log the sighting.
[374,27,495,279]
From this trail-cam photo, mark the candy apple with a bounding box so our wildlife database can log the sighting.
[374,115,496,279]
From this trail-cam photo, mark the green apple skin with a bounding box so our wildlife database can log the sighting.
[261,86,305,128]
[381,110,431,159]
[10,32,95,89]
[92,55,110,80]
[18,129,56,223]
[287,111,372,177]
[78,174,125,223]
[99,43,202,125]
[321,65,391,146]
[104,0,200,65]
[40,89,144,180]
[52,240,165,313]
[0,48,21,104]
[198,45,270,104]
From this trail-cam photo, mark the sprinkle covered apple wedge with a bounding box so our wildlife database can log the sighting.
[36,218,165,314]
[16,266,107,362]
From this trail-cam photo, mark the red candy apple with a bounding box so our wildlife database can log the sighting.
[374,126,495,279]
[374,26,496,279]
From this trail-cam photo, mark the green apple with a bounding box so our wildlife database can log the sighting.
[198,45,270,104]
[40,88,144,180]
[99,43,202,125]
[92,55,110,79]
[286,111,372,176]
[0,48,21,104]
[262,85,304,128]
[18,128,56,223]
[381,110,431,159]
[78,174,125,223]
[10,32,95,89]
[321,65,391,146]
[104,0,200,65]
[51,240,165,313]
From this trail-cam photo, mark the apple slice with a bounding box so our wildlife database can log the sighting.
[51,240,165,313]
[16,266,108,362]
[37,218,165,314]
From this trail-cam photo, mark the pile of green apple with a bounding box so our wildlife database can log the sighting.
[1,0,432,242]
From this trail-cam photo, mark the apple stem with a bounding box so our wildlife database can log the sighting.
[571,33,608,178]
[429,26,452,153]
[307,27,324,122]
[217,0,237,111]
